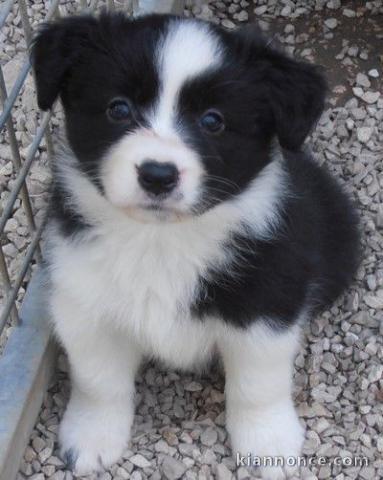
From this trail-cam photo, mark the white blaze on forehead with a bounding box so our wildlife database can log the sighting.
[151,20,223,137]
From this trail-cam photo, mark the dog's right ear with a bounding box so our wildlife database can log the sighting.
[31,15,97,111]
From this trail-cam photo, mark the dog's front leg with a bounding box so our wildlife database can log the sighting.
[219,323,303,480]
[52,295,142,476]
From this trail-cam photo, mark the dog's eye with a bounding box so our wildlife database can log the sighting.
[107,99,132,122]
[200,110,225,134]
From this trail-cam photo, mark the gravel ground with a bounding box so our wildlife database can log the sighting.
[0,1,382,479]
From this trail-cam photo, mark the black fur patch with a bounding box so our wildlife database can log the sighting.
[193,151,360,327]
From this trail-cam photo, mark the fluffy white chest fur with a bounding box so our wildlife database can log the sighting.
[49,209,234,368]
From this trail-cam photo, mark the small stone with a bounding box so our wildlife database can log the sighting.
[368,69,379,78]
[200,428,218,447]
[346,118,355,130]
[327,0,341,8]
[161,455,187,480]
[214,463,233,480]
[281,6,292,16]
[366,274,377,291]
[353,87,364,98]
[362,91,380,104]
[357,127,373,143]
[364,290,383,309]
[4,218,18,234]
[359,467,376,480]
[129,454,151,469]
[155,439,171,454]
[221,19,236,30]
[254,5,267,15]
[318,466,332,479]
[24,446,37,462]
[356,73,371,88]
[49,472,65,480]
[41,465,55,476]
[38,446,52,464]
[343,8,356,17]
[116,467,130,479]
[368,365,383,383]
[185,381,203,392]
[324,18,338,29]
[236,10,248,22]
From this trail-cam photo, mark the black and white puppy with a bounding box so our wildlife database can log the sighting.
[32,12,360,480]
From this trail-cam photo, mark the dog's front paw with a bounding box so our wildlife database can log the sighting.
[228,402,304,480]
[59,399,132,476]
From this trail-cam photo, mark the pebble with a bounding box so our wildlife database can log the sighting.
[129,454,151,468]
[184,381,203,392]
[327,0,341,8]
[221,19,236,29]
[161,455,187,480]
[368,69,379,78]
[254,5,268,15]
[362,91,381,104]
[356,73,371,88]
[324,18,338,29]
[200,428,218,447]
[364,290,383,309]
[343,8,356,18]
[368,365,383,383]
[214,463,233,480]
[281,6,292,17]
[357,126,373,143]
[236,10,248,22]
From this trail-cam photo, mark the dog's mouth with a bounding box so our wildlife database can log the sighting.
[119,201,194,223]
[141,202,171,212]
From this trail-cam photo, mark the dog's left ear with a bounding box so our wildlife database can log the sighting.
[31,15,98,111]
[266,50,327,151]
[234,27,327,151]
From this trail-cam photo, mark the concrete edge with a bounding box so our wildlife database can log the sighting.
[0,268,56,480]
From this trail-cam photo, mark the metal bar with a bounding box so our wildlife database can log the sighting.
[18,0,33,46]
[0,248,19,325]
[19,0,55,163]
[0,111,51,236]
[0,67,42,262]
[0,60,30,132]
[0,214,47,333]
[0,0,13,31]
[0,0,62,132]
[45,0,62,21]
[90,0,100,10]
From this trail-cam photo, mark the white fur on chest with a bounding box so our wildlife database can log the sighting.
[48,212,235,367]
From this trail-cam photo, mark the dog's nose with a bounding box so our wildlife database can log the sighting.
[137,161,179,196]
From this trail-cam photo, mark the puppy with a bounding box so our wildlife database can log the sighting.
[32,12,360,480]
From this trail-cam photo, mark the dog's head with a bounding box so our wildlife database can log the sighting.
[32,13,326,222]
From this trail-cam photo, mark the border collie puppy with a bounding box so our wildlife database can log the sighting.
[32,12,360,480]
